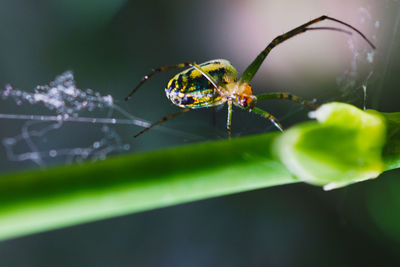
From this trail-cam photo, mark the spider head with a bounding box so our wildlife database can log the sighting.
[237,94,257,109]
[233,83,256,109]
[246,97,257,109]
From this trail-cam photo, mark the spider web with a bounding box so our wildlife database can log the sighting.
[334,7,378,109]
[0,71,204,169]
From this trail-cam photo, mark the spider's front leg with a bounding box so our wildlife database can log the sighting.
[240,15,376,84]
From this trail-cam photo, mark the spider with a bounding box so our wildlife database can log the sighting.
[125,15,375,138]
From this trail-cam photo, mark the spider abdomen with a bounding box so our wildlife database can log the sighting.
[165,59,238,108]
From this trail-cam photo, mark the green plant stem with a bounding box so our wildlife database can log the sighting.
[1,104,400,241]
[0,133,296,241]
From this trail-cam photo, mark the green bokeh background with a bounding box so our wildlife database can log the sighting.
[1,0,400,266]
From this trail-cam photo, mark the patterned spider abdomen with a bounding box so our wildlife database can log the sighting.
[165,59,237,109]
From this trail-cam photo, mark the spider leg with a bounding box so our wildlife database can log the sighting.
[134,108,191,138]
[226,100,233,138]
[125,62,194,101]
[256,92,319,109]
[305,26,352,35]
[247,106,284,132]
[240,15,376,83]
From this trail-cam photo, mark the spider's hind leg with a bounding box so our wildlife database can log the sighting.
[125,62,195,101]
[134,108,191,138]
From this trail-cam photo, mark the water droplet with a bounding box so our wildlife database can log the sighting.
[49,150,57,157]
[362,85,367,110]
[93,142,100,149]
[3,138,16,145]
[367,52,374,63]
[308,111,316,119]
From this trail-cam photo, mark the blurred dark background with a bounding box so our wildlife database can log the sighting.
[1,0,400,266]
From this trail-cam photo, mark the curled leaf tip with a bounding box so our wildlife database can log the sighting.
[274,102,386,190]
